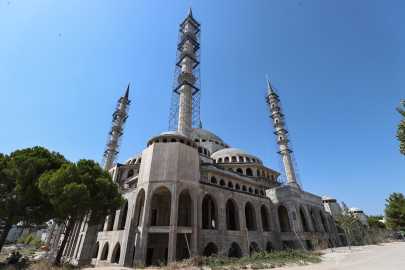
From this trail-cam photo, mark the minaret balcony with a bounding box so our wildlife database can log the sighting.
[270,105,281,113]
[273,122,285,128]
[277,139,290,145]
[177,73,196,84]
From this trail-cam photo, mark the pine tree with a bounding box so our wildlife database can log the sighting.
[384,192,405,231]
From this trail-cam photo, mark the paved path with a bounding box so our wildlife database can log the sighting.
[284,241,405,270]
[82,242,405,270]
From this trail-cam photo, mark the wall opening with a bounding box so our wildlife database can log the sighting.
[261,205,270,231]
[226,199,239,230]
[177,189,192,227]
[202,194,217,230]
[203,242,218,257]
[245,202,256,231]
[278,205,291,232]
[150,186,172,226]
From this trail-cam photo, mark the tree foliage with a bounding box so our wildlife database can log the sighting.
[0,147,68,251]
[336,201,361,230]
[397,99,405,156]
[39,159,123,265]
[367,217,386,229]
[384,192,405,231]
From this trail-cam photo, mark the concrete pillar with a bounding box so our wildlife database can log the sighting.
[167,185,178,263]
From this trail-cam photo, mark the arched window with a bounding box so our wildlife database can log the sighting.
[246,168,253,176]
[278,205,291,232]
[220,179,225,186]
[228,168,233,171]
[134,189,145,226]
[204,149,207,155]
[228,181,233,188]
[232,156,237,162]
[236,168,243,174]
[248,187,253,193]
[128,170,134,178]
[224,157,229,162]
[299,207,309,232]
[242,185,247,192]
[211,177,217,184]
[215,141,219,144]
[194,139,199,142]
[150,186,172,226]
[235,183,240,190]
[245,202,256,231]
[202,139,207,142]
[218,158,223,163]
[178,189,192,227]
[107,213,116,231]
[118,201,128,230]
[260,190,264,196]
[137,158,141,164]
[202,194,217,230]
[163,138,167,142]
[254,189,258,194]
[171,138,176,142]
[257,169,260,177]
[252,158,256,163]
[262,171,265,178]
[226,199,239,230]
[101,242,109,260]
[92,242,99,258]
[271,175,275,181]
[245,157,251,162]
[198,147,202,154]
[239,156,244,162]
[261,205,270,231]
[228,242,242,258]
[155,140,159,143]
[180,139,184,143]
[279,137,282,140]
[203,242,218,257]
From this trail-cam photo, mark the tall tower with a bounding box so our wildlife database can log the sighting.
[265,76,302,189]
[168,5,201,137]
[101,83,131,170]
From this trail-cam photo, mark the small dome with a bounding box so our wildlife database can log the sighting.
[349,207,362,212]
[192,128,226,144]
[160,131,187,138]
[211,148,262,164]
[322,195,335,201]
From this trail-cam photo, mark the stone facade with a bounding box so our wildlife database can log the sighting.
[50,6,370,268]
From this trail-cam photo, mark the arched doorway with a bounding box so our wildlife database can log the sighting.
[266,241,272,253]
[228,242,242,258]
[250,241,259,254]
[203,242,218,257]
[107,213,116,231]
[202,194,217,230]
[261,205,270,231]
[226,199,239,230]
[101,242,109,260]
[278,205,291,232]
[111,242,120,263]
[178,189,193,227]
[310,209,318,232]
[319,211,328,232]
[150,186,171,226]
[299,207,309,232]
[245,202,256,231]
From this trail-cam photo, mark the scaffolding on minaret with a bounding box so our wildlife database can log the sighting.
[101,83,131,170]
[168,5,201,138]
[265,78,303,189]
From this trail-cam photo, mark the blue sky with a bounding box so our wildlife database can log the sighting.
[1,0,404,216]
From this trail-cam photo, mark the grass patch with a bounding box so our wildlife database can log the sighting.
[165,248,322,270]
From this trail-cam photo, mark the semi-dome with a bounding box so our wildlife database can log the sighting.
[192,128,225,143]
[211,148,262,164]
[125,152,142,165]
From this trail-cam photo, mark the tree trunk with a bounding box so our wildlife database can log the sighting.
[53,221,75,266]
[0,223,13,251]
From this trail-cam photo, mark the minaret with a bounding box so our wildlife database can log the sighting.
[102,82,131,170]
[266,75,301,189]
[168,4,201,137]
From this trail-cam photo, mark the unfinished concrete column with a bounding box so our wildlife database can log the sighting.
[167,186,178,263]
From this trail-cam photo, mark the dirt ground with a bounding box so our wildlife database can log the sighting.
[81,241,405,270]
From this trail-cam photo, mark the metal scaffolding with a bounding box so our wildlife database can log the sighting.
[168,9,201,138]
[265,85,303,189]
[101,93,131,169]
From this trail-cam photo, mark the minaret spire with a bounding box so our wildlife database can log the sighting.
[265,77,302,189]
[102,83,131,170]
[168,5,201,137]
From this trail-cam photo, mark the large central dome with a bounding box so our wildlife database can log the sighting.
[191,128,225,144]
